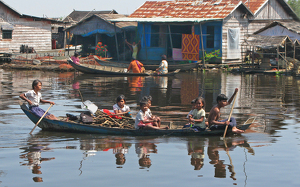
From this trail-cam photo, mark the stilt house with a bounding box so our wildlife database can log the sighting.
[110,0,299,64]
[0,0,62,53]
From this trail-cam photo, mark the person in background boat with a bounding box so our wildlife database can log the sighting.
[135,100,168,130]
[142,95,161,127]
[125,39,141,59]
[127,57,145,73]
[207,88,244,133]
[186,99,196,119]
[71,52,80,65]
[183,97,207,131]
[19,79,58,120]
[156,55,168,74]
[113,95,132,118]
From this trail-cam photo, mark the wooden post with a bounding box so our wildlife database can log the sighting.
[143,23,148,60]
[113,23,120,62]
[123,31,126,60]
[168,24,174,63]
[200,23,205,67]
[277,45,279,70]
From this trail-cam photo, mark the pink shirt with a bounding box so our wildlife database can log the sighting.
[71,56,80,64]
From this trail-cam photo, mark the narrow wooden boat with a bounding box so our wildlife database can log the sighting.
[68,59,150,76]
[68,59,180,76]
[94,55,199,71]
[20,103,254,136]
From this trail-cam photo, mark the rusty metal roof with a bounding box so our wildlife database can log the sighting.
[129,0,258,19]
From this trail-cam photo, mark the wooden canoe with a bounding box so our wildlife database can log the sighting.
[94,55,199,71]
[21,103,254,136]
[68,59,151,76]
[68,59,180,76]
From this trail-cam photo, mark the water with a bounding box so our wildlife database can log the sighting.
[0,69,300,186]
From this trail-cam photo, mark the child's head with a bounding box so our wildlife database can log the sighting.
[142,95,152,107]
[116,95,126,107]
[74,52,79,57]
[195,97,205,110]
[32,79,42,90]
[216,94,228,103]
[161,54,167,60]
[140,100,148,112]
[191,99,196,109]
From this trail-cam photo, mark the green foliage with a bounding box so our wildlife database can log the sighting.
[204,49,221,62]
[288,0,300,17]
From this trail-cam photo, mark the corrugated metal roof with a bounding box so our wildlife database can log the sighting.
[96,14,137,28]
[129,0,249,19]
[254,21,300,35]
[243,35,293,49]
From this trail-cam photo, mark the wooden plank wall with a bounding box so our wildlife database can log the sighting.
[222,0,294,63]
[0,6,52,53]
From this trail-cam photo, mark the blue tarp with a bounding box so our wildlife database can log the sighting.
[82,29,115,37]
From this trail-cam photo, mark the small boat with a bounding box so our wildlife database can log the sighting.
[20,103,254,136]
[68,59,150,76]
[68,59,180,76]
[94,55,199,71]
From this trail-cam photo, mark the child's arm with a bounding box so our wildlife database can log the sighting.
[40,99,55,105]
[189,116,204,123]
[19,93,32,105]
[227,88,238,106]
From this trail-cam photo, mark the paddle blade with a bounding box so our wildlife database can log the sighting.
[81,100,98,115]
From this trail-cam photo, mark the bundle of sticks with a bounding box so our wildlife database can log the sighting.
[93,110,134,129]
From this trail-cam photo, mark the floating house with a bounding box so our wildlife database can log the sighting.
[110,0,299,64]
[64,12,137,60]
[0,0,63,53]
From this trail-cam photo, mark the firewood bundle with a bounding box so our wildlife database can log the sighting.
[93,110,134,129]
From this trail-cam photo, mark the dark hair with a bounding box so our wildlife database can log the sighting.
[142,95,152,102]
[216,94,228,102]
[195,97,205,109]
[132,57,136,60]
[161,54,167,60]
[116,95,126,103]
[140,100,148,107]
[32,79,42,89]
[74,52,79,57]
[191,99,196,104]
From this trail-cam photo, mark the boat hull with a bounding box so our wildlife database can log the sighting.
[21,104,251,136]
[94,56,199,71]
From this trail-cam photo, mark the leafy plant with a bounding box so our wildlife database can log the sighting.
[204,49,221,62]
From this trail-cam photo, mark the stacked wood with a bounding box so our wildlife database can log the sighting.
[93,110,135,129]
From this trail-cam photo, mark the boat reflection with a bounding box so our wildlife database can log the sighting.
[19,131,257,183]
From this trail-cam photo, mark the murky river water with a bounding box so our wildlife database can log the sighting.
[0,69,299,186]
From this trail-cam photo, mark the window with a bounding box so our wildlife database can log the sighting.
[2,30,12,39]
[151,25,159,47]
[206,26,214,48]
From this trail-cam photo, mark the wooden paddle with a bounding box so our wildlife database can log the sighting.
[222,90,238,138]
[29,104,53,134]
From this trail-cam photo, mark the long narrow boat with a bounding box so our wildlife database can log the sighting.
[94,55,199,71]
[68,59,180,76]
[21,103,254,136]
[68,59,150,76]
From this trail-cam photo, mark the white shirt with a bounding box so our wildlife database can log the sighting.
[113,103,130,113]
[25,90,41,106]
[135,109,151,129]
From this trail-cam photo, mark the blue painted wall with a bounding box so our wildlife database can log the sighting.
[136,21,222,61]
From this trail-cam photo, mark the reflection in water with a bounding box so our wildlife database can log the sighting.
[135,142,157,169]
[187,139,205,170]
[19,141,55,182]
